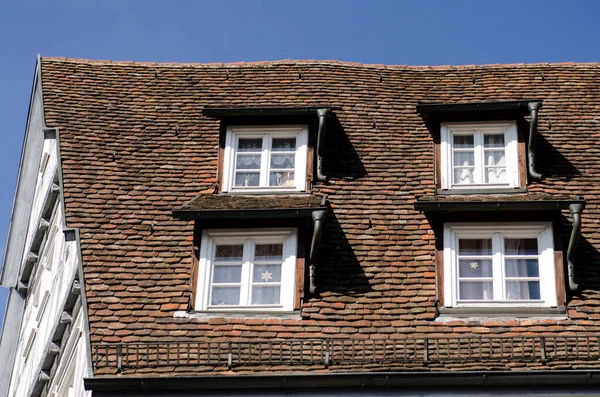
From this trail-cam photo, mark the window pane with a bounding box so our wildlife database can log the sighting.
[211,287,240,305]
[484,134,505,148]
[459,282,493,300]
[234,172,260,187]
[458,259,493,278]
[458,239,492,256]
[454,168,474,184]
[255,244,283,261]
[251,286,280,305]
[270,154,295,168]
[505,238,538,255]
[505,259,539,277]
[236,154,261,170]
[269,171,295,187]
[253,264,282,283]
[484,167,506,183]
[506,281,541,300]
[272,138,296,151]
[213,265,242,283]
[453,152,474,167]
[453,135,474,148]
[484,151,505,166]
[214,245,243,262]
[238,138,263,152]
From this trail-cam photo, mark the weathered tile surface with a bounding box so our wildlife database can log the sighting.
[39,58,600,375]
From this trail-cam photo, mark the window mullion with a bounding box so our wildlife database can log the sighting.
[240,239,253,306]
[260,135,270,187]
[475,131,484,184]
[492,233,504,300]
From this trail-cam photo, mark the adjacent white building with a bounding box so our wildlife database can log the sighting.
[0,57,91,397]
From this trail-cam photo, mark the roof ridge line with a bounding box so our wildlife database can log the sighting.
[39,57,600,70]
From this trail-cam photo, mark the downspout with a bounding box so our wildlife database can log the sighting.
[309,210,327,294]
[567,203,584,291]
[527,101,543,180]
[315,109,330,182]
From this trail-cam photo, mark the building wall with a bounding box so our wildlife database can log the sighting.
[3,76,91,396]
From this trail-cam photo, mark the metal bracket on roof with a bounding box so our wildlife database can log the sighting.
[527,101,543,180]
[309,210,327,294]
[316,109,331,182]
[567,203,584,291]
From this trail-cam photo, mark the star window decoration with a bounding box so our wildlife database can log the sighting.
[261,270,273,282]
[470,261,479,269]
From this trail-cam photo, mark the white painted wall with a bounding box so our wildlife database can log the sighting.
[0,63,46,397]
[7,138,91,396]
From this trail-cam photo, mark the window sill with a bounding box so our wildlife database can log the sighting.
[437,306,566,320]
[436,187,527,196]
[174,310,301,320]
[221,190,311,196]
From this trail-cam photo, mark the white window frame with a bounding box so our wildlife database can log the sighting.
[440,122,519,190]
[443,222,557,308]
[222,125,309,193]
[196,228,297,312]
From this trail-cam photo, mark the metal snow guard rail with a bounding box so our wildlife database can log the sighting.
[92,336,600,371]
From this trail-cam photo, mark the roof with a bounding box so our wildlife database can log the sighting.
[179,194,323,211]
[173,194,327,219]
[38,57,600,377]
[415,193,585,211]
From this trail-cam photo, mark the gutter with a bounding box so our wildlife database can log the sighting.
[309,209,327,294]
[527,101,543,180]
[315,108,330,182]
[568,203,585,291]
[84,370,600,393]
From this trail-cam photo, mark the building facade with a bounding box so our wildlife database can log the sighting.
[2,57,600,396]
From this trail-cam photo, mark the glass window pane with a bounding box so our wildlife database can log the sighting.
[458,239,492,256]
[234,172,260,187]
[505,238,538,255]
[251,286,280,305]
[211,287,240,305]
[453,135,474,148]
[453,152,474,167]
[269,171,295,187]
[505,259,539,277]
[213,265,242,283]
[454,168,474,184]
[214,245,243,262]
[459,282,493,300]
[272,138,296,151]
[255,244,283,261]
[484,134,505,148]
[236,154,261,170]
[484,151,505,166]
[270,154,295,169]
[506,281,541,300]
[484,167,506,183]
[458,259,493,278]
[238,138,263,152]
[253,264,282,283]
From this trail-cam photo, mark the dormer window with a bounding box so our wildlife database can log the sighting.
[417,100,543,194]
[440,122,519,190]
[222,125,308,193]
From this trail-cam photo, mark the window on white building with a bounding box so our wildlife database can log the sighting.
[443,223,557,309]
[440,122,519,190]
[222,126,308,192]
[196,228,297,312]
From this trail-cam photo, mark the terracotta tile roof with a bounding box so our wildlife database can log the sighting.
[38,57,600,376]
[417,193,583,202]
[178,194,324,211]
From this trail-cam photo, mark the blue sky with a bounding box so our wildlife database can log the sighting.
[0,0,599,331]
